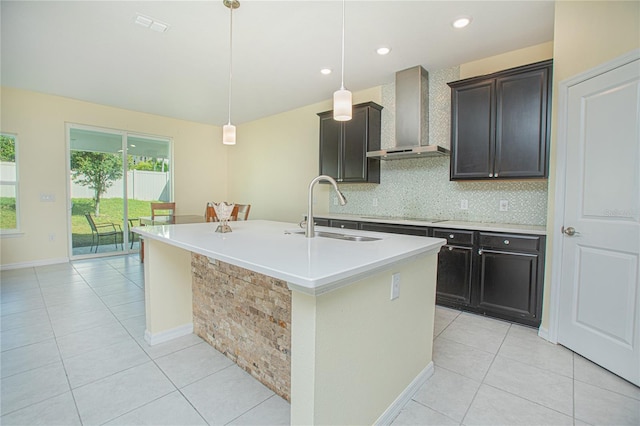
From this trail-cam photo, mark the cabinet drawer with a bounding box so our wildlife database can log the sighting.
[479,232,540,252]
[330,220,359,230]
[360,222,429,236]
[433,229,474,246]
[313,218,330,227]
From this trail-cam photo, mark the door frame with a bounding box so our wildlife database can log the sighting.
[65,123,174,259]
[547,49,640,343]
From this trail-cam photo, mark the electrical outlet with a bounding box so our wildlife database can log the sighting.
[460,199,468,210]
[333,197,338,206]
[372,198,378,207]
[40,193,55,202]
[499,199,509,211]
[391,273,400,300]
[48,233,55,241]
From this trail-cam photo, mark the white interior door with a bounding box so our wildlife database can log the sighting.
[556,55,640,386]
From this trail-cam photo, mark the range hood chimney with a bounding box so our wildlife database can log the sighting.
[367,66,450,160]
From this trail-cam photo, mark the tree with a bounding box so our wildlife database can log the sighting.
[134,160,154,171]
[0,135,16,162]
[70,151,123,216]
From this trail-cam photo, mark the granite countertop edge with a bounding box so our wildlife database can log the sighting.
[312,214,547,236]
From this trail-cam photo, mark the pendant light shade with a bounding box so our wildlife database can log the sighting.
[222,0,240,145]
[333,88,352,121]
[333,0,352,121]
[223,123,236,145]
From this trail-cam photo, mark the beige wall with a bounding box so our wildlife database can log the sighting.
[541,0,640,329]
[460,41,554,79]
[1,87,227,267]
[228,86,382,224]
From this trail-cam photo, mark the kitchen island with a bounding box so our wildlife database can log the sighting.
[134,220,445,425]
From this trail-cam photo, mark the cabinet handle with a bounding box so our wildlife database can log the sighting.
[448,246,453,251]
[478,249,483,255]
[489,173,493,178]
[504,239,510,245]
[449,234,455,239]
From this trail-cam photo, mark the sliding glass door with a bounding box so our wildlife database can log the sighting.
[68,125,171,258]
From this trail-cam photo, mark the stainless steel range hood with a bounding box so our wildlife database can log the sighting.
[367,66,450,160]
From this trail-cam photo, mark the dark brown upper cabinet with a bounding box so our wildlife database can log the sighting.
[448,60,552,180]
[318,102,382,183]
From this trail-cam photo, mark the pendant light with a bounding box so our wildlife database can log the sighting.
[222,0,240,145]
[333,0,352,121]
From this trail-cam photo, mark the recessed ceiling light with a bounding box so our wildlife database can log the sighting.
[452,16,472,29]
[134,13,169,33]
[376,47,391,56]
[320,68,332,75]
[150,21,169,33]
[135,14,153,28]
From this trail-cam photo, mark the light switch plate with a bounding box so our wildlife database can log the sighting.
[499,199,509,211]
[391,273,400,300]
[460,199,468,210]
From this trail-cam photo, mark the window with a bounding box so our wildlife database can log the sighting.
[1,134,19,233]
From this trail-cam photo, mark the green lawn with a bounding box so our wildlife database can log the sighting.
[0,197,160,248]
[0,197,17,229]
[72,198,157,248]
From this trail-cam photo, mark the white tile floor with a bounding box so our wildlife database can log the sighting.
[1,255,638,425]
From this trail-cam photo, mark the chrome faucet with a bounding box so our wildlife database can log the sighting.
[306,175,347,238]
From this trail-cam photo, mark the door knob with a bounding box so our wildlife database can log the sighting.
[562,226,579,236]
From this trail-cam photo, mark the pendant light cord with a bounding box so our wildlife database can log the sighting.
[227,4,234,125]
[340,0,345,90]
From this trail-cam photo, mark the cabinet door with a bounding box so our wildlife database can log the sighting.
[436,245,473,306]
[495,66,550,178]
[319,113,341,179]
[450,80,495,179]
[342,107,368,182]
[478,249,539,325]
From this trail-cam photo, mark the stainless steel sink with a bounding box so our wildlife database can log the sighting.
[285,230,381,242]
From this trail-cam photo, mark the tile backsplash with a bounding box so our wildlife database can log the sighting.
[329,66,549,226]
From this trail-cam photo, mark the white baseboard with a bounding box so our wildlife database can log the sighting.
[144,323,193,346]
[538,326,550,342]
[374,361,435,425]
[0,257,69,271]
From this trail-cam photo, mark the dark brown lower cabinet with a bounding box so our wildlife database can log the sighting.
[435,230,544,327]
[329,219,359,230]
[311,217,545,327]
[360,222,429,236]
[477,249,540,326]
[436,245,473,306]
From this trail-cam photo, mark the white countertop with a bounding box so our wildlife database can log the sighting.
[134,220,445,295]
[313,214,547,235]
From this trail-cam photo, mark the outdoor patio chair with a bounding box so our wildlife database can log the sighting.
[85,213,123,253]
[128,218,139,249]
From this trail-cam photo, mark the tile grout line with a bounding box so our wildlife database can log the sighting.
[83,255,212,425]
[223,393,280,426]
[35,265,85,425]
[458,320,512,425]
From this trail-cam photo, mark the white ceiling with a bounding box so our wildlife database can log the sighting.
[1,1,555,126]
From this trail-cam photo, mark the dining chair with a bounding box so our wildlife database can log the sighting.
[204,202,218,222]
[205,202,241,222]
[85,213,123,253]
[235,204,251,221]
[151,202,176,223]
